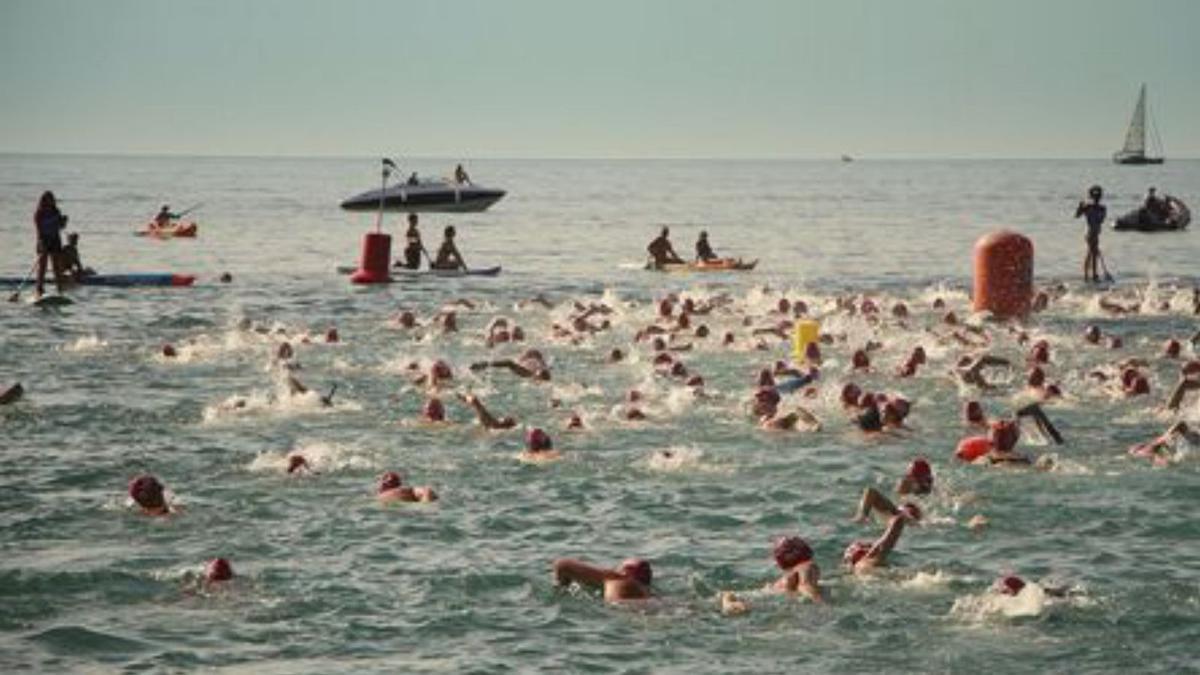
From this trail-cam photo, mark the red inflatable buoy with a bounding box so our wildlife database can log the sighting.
[351,232,391,284]
[973,230,1033,319]
[955,435,993,462]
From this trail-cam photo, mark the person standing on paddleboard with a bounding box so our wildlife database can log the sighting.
[33,191,69,298]
[1074,185,1106,283]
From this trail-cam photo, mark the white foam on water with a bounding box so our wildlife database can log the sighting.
[950,583,1048,620]
[246,440,379,474]
[61,334,108,353]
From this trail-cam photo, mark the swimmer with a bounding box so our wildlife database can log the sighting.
[520,427,561,462]
[760,406,822,432]
[843,511,913,574]
[469,355,551,381]
[956,354,1011,390]
[853,487,922,524]
[1165,373,1200,411]
[128,474,171,516]
[286,454,312,474]
[552,557,653,602]
[963,400,988,428]
[769,536,825,603]
[161,343,178,359]
[286,375,337,407]
[1129,421,1198,465]
[420,397,448,423]
[376,471,438,503]
[205,557,234,583]
[991,574,1070,598]
[457,393,517,430]
[896,457,934,496]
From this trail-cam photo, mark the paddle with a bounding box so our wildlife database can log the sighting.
[1097,251,1116,283]
[7,257,40,303]
[174,202,204,219]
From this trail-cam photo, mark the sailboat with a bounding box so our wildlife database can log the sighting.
[1113,84,1164,165]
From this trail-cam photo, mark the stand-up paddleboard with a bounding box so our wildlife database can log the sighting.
[0,273,195,288]
[649,258,759,273]
[336,265,501,278]
[29,295,73,307]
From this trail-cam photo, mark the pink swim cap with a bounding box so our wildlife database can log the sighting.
[804,342,822,362]
[325,328,339,343]
[1164,339,1182,358]
[526,428,553,452]
[840,383,862,408]
[994,574,1026,596]
[843,540,871,566]
[619,558,653,586]
[906,458,933,494]
[773,536,813,569]
[852,350,870,370]
[128,475,166,509]
[205,557,233,582]
[430,360,453,381]
[378,471,403,492]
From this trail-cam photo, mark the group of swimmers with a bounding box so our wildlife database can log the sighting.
[81,265,1200,603]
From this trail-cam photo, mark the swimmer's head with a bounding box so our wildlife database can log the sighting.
[840,383,862,408]
[906,458,934,494]
[658,298,673,318]
[669,362,688,378]
[286,454,309,474]
[652,337,667,352]
[676,313,691,329]
[609,348,624,362]
[843,540,871,567]
[852,349,870,371]
[567,412,583,429]
[757,369,776,387]
[932,297,946,310]
[1088,185,1103,200]
[773,536,813,569]
[619,558,653,586]
[128,474,166,510]
[860,298,878,314]
[626,389,643,403]
[753,386,781,417]
[695,324,710,338]
[397,311,416,328]
[686,374,705,388]
[161,343,177,358]
[993,574,1026,596]
[423,397,446,422]
[378,471,403,492]
[1164,339,1182,359]
[1029,340,1050,364]
[276,342,294,361]
[430,360,453,383]
[989,419,1020,453]
[892,302,909,318]
[526,427,553,452]
[205,557,233,582]
[722,331,735,346]
[804,342,822,364]
[911,346,926,364]
[325,328,339,343]
[653,353,674,367]
[857,405,883,433]
[1108,336,1123,350]
[1084,325,1101,344]
[777,298,790,314]
[964,400,985,424]
[792,300,809,316]
[943,311,958,326]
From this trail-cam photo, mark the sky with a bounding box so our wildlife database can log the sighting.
[1,0,1197,159]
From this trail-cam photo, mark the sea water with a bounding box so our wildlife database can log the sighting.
[1,155,1198,672]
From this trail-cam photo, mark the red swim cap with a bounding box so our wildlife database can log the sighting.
[994,574,1026,596]
[526,427,553,452]
[205,557,233,582]
[852,350,870,370]
[378,471,403,492]
[1027,367,1046,388]
[430,360,453,381]
[286,455,309,474]
[423,397,446,422]
[989,420,1020,453]
[804,342,822,363]
[161,344,177,358]
[1164,339,1182,358]
[619,558,653,586]
[325,328,339,343]
[653,353,674,367]
[773,536,813,569]
[128,475,166,509]
[964,400,985,424]
[843,540,871,566]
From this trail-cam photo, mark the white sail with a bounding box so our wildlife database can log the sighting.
[1120,84,1147,155]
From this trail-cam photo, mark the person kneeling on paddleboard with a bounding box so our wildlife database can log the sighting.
[62,233,94,281]
[647,226,684,269]
[432,225,467,271]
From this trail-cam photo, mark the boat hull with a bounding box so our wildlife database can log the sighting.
[336,265,501,278]
[1113,155,1164,165]
[649,258,759,272]
[340,183,506,213]
[1113,196,1190,232]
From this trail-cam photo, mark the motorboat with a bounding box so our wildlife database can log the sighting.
[1114,195,1190,232]
[340,166,505,213]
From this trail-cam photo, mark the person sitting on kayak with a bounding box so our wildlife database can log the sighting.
[454,164,471,185]
[696,230,719,262]
[647,227,684,269]
[62,233,94,280]
[153,205,179,230]
[400,214,424,270]
[432,225,467,271]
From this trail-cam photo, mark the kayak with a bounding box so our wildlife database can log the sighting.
[336,265,502,278]
[0,273,196,288]
[1114,196,1190,232]
[136,222,199,238]
[650,258,759,272]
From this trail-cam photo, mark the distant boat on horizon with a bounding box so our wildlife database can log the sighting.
[1113,84,1164,165]
[841,154,853,162]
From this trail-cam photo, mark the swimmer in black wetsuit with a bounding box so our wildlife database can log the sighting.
[696,230,718,262]
[647,227,684,269]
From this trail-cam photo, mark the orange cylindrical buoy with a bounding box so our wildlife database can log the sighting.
[351,232,392,284]
[972,230,1033,319]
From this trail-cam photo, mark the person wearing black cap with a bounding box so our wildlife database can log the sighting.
[1074,185,1107,283]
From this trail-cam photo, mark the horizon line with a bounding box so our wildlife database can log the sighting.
[1,150,1197,163]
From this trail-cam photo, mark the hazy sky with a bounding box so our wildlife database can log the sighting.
[1,0,1196,158]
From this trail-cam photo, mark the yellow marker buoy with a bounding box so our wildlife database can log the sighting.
[792,319,820,362]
